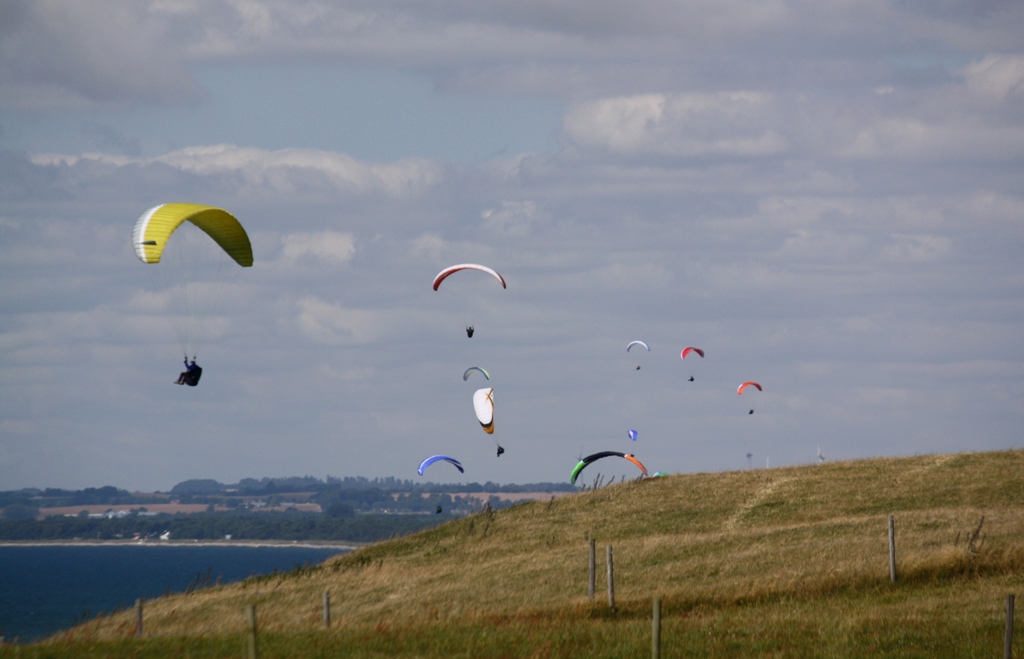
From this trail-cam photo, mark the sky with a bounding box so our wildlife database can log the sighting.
[1,0,1022,492]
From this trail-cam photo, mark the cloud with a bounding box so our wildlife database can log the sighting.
[294,295,379,344]
[840,117,1024,162]
[881,234,953,263]
[5,0,1023,111]
[281,231,356,264]
[29,144,444,197]
[962,53,1024,102]
[480,200,539,238]
[0,0,202,109]
[563,93,787,158]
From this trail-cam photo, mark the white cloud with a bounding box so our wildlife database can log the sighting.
[481,200,539,237]
[963,54,1024,102]
[411,234,446,262]
[881,234,953,263]
[840,117,1024,161]
[30,144,444,196]
[281,231,355,264]
[295,295,379,344]
[563,93,787,158]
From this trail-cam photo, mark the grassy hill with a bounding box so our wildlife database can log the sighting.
[12,450,1024,657]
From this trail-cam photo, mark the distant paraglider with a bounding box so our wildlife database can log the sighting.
[626,340,650,369]
[417,455,464,476]
[473,387,504,456]
[570,451,648,485]
[433,264,505,337]
[681,347,704,381]
[463,367,491,381]
[738,381,762,414]
[628,429,638,441]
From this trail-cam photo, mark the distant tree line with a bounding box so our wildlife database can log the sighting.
[173,476,576,496]
[0,478,573,521]
[0,511,449,543]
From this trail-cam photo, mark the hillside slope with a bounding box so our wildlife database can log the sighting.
[31,450,1024,657]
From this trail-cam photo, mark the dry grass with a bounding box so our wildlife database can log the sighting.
[16,450,1024,657]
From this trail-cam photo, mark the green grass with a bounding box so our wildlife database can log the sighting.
[6,450,1024,657]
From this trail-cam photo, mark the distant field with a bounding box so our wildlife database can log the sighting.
[10,450,1024,658]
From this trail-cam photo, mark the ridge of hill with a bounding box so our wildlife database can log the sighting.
[25,450,1024,657]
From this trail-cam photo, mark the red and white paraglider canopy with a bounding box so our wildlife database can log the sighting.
[432,264,506,291]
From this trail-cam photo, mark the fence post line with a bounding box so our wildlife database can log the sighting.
[135,598,143,638]
[588,539,596,599]
[323,591,331,628]
[1006,593,1015,659]
[247,603,258,659]
[607,545,615,611]
[652,597,662,659]
[888,515,897,583]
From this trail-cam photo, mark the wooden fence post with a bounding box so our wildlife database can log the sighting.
[588,539,596,599]
[888,515,897,583]
[1006,593,1015,659]
[323,591,331,628]
[607,545,615,611]
[134,598,143,638]
[247,604,258,659]
[652,597,662,659]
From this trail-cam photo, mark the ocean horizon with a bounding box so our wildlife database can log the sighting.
[0,543,350,644]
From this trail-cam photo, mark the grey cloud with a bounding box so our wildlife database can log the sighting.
[4,0,1023,111]
[0,0,202,109]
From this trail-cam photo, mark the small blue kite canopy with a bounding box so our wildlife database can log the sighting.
[628,429,638,441]
[417,455,465,476]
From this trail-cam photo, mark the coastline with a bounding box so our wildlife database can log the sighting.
[0,539,360,550]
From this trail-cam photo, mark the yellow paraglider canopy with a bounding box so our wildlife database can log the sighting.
[132,203,252,267]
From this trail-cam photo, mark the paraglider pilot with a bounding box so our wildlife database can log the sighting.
[496,445,505,457]
[175,358,202,386]
[466,325,475,338]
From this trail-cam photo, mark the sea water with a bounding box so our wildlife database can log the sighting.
[0,544,348,644]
